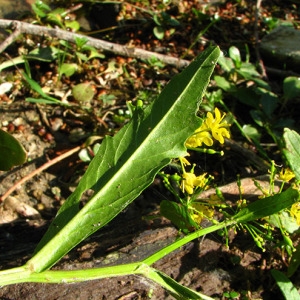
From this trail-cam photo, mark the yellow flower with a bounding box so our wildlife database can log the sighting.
[190,203,214,225]
[290,202,300,226]
[181,172,208,194]
[181,172,197,194]
[185,122,213,148]
[278,168,295,182]
[179,156,191,166]
[193,173,209,188]
[205,107,230,144]
[208,194,223,205]
[185,107,230,148]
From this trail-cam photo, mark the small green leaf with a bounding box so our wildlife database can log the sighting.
[26,98,61,105]
[217,54,234,72]
[59,63,78,77]
[283,128,300,180]
[160,200,197,233]
[153,14,162,26]
[242,124,261,140]
[76,52,89,62]
[72,83,95,102]
[88,49,105,60]
[233,87,259,108]
[271,269,300,300]
[65,20,80,32]
[0,129,26,171]
[283,77,300,101]
[78,148,93,162]
[32,0,51,18]
[260,91,279,117]
[214,75,236,92]
[145,267,211,299]
[23,72,63,105]
[229,46,242,68]
[288,243,300,277]
[27,47,62,62]
[153,26,165,40]
[83,136,103,148]
[75,37,89,49]
[46,9,65,28]
[269,211,299,234]
[0,56,25,72]
[236,63,260,78]
[250,109,264,127]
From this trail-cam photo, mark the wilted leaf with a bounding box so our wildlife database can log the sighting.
[72,82,95,102]
[0,82,13,95]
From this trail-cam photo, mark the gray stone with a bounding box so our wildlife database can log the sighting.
[260,26,300,71]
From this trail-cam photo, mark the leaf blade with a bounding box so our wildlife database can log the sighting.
[28,46,220,272]
[271,269,300,300]
[283,128,300,180]
[232,187,299,224]
[0,129,27,170]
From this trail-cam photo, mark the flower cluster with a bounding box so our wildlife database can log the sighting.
[185,107,230,148]
[179,156,211,195]
[190,203,214,225]
[291,202,300,226]
[181,172,208,195]
[278,168,295,182]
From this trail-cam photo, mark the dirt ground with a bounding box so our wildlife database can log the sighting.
[0,0,300,299]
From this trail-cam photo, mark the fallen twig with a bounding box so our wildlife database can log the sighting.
[265,66,300,78]
[0,145,81,203]
[254,0,268,80]
[0,21,21,54]
[0,19,190,68]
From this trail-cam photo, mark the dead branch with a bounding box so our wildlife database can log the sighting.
[0,19,190,68]
[254,0,268,80]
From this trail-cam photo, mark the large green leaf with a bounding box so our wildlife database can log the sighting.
[271,269,300,300]
[0,129,26,171]
[232,187,299,224]
[27,46,220,272]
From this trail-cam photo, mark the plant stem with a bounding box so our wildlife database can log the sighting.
[0,263,141,285]
[143,220,232,265]
[0,221,231,286]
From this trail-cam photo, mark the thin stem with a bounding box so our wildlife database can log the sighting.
[0,221,234,286]
[0,263,140,285]
[181,19,218,59]
[143,220,233,266]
